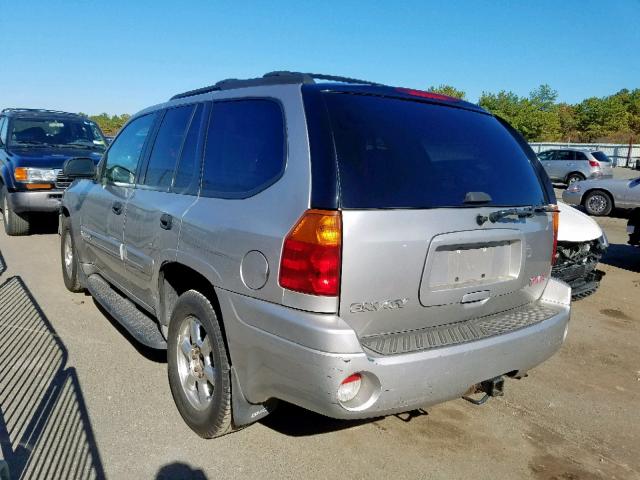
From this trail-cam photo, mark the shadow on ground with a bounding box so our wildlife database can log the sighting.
[600,243,640,273]
[0,254,105,480]
[155,462,207,479]
[24,213,59,235]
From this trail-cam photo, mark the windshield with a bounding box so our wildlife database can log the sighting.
[8,117,107,150]
[591,151,611,163]
[322,92,546,209]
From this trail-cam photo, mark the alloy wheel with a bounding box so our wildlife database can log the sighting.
[176,315,216,410]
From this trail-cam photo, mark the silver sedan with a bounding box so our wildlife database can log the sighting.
[562,176,640,216]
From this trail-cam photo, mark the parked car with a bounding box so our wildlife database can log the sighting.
[0,108,106,235]
[552,203,607,299]
[562,175,640,216]
[59,71,570,438]
[537,148,613,186]
[628,208,640,246]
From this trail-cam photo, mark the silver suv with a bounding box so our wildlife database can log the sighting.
[537,148,613,186]
[59,72,571,438]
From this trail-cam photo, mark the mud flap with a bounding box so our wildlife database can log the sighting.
[231,367,277,427]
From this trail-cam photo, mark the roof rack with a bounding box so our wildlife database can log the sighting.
[1,108,81,116]
[170,71,383,100]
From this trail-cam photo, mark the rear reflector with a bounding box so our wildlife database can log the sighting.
[279,209,342,296]
[551,207,559,265]
[396,87,460,102]
[588,160,600,167]
[337,373,362,403]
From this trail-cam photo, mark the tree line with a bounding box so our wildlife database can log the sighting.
[87,85,640,144]
[429,85,639,144]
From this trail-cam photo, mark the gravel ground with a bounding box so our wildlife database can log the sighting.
[0,169,638,480]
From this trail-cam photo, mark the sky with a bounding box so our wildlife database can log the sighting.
[1,0,638,115]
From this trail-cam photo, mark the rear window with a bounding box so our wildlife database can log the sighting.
[322,93,546,209]
[591,151,611,162]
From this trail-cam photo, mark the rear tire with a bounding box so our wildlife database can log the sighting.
[583,190,613,216]
[566,173,585,186]
[167,290,233,438]
[1,186,31,236]
[60,216,83,292]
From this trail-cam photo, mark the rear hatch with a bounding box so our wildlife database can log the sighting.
[591,151,614,177]
[319,91,555,338]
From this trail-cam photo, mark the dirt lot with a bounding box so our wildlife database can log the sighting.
[0,174,639,479]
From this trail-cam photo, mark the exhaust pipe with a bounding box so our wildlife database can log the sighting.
[462,376,505,405]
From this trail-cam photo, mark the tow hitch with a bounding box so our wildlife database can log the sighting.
[462,376,505,405]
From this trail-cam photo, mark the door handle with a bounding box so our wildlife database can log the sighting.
[160,213,173,230]
[112,202,123,215]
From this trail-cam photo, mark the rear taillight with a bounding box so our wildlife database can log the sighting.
[551,207,559,265]
[589,159,600,168]
[279,209,342,296]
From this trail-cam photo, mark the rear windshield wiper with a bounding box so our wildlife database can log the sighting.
[476,204,556,226]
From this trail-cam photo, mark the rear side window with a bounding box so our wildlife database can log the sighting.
[322,93,545,209]
[555,150,576,161]
[173,103,205,195]
[143,105,194,191]
[201,99,285,199]
[592,151,611,162]
[575,151,588,160]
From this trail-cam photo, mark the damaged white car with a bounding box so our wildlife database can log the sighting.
[552,202,608,299]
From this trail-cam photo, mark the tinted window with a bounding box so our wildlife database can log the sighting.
[556,150,575,161]
[575,151,588,160]
[537,150,554,160]
[143,105,194,191]
[103,113,156,184]
[173,104,204,195]
[592,151,611,162]
[201,100,285,198]
[323,93,545,208]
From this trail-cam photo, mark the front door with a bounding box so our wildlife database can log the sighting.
[538,150,559,181]
[80,113,158,289]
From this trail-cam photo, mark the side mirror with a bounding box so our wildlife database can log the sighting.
[63,157,96,179]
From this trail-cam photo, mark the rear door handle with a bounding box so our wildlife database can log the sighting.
[160,213,173,230]
[112,202,123,215]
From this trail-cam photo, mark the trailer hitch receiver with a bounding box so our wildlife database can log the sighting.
[462,376,505,405]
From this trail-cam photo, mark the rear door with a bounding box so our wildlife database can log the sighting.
[555,150,576,180]
[122,103,206,309]
[320,92,554,338]
[80,113,157,289]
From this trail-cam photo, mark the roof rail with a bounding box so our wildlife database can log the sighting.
[1,108,81,116]
[170,71,383,100]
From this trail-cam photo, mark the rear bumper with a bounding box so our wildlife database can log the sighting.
[219,278,571,419]
[6,190,64,213]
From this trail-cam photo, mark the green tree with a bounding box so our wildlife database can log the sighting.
[427,84,466,100]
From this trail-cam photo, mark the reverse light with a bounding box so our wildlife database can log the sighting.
[279,209,342,296]
[551,206,559,265]
[588,160,600,168]
[337,373,362,403]
[13,167,58,183]
[396,87,460,102]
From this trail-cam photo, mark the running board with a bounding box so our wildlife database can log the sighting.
[86,274,167,349]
